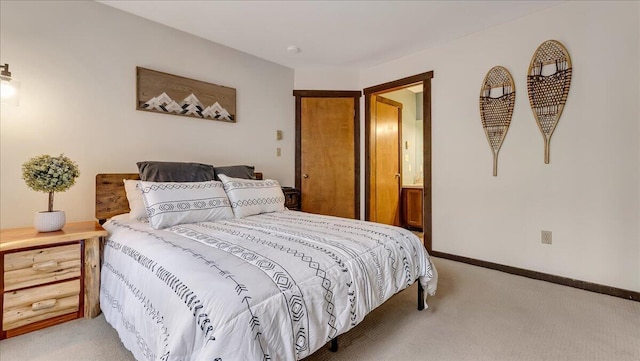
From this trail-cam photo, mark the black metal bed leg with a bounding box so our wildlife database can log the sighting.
[417,281,425,311]
[329,337,338,352]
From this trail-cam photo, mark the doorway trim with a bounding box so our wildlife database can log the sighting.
[293,90,362,217]
[363,71,434,252]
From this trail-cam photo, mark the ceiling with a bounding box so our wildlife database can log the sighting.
[99,1,562,70]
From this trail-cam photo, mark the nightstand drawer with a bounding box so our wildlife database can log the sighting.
[4,244,81,291]
[2,279,80,331]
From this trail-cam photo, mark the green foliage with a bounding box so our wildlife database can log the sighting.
[22,154,80,193]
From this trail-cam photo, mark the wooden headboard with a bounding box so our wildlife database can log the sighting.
[95,173,139,223]
[95,172,263,223]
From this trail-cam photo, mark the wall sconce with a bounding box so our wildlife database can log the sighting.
[1,63,17,99]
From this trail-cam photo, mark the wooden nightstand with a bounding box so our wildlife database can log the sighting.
[282,187,301,210]
[0,221,107,339]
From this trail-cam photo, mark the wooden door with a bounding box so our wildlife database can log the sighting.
[371,96,402,226]
[295,92,360,218]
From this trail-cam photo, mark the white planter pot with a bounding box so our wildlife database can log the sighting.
[34,210,66,232]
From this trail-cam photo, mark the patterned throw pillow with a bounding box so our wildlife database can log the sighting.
[218,174,285,218]
[139,180,234,229]
[123,179,148,221]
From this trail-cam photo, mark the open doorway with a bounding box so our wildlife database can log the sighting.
[364,72,433,252]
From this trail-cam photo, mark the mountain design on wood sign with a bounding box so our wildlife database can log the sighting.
[142,92,233,121]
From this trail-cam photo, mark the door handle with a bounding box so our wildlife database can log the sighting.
[32,299,57,311]
[394,173,401,178]
[303,174,309,178]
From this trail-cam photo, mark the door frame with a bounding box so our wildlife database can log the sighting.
[293,90,362,218]
[363,71,434,252]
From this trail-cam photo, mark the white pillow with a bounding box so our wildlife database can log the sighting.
[218,174,285,218]
[123,179,148,221]
[139,180,234,229]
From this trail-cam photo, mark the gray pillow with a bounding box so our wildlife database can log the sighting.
[214,165,255,181]
[137,161,216,182]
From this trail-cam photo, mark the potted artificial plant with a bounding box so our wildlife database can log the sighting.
[22,154,80,232]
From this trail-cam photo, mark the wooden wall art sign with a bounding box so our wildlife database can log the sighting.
[479,66,515,176]
[527,40,572,164]
[136,67,236,122]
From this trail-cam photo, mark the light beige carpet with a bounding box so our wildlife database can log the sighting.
[1,258,638,361]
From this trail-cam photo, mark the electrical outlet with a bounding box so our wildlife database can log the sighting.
[276,147,281,157]
[541,230,552,245]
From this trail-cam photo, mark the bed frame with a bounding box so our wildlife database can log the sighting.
[94,171,424,353]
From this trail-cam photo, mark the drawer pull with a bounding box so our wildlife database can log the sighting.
[32,260,59,272]
[32,299,57,311]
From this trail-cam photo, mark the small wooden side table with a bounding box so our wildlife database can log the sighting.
[282,187,301,210]
[0,221,107,339]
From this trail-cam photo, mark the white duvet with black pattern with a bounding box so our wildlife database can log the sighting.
[101,210,437,361]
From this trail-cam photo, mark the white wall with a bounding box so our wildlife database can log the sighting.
[294,67,360,90]
[0,1,295,228]
[360,1,640,291]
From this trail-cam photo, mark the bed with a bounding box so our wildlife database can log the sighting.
[96,168,437,361]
